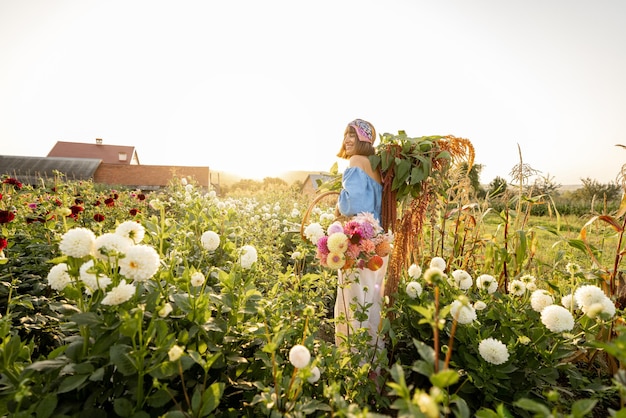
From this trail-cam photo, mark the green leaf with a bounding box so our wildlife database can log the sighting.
[571,399,598,418]
[430,369,460,388]
[147,388,173,408]
[148,359,178,379]
[57,373,88,394]
[435,150,452,161]
[171,293,193,313]
[369,154,381,170]
[410,165,426,185]
[449,394,471,418]
[69,312,102,326]
[110,344,137,376]
[413,339,436,365]
[27,358,68,372]
[566,239,588,253]
[161,412,187,418]
[35,394,58,418]
[113,397,134,417]
[412,359,434,378]
[90,367,105,382]
[392,158,412,190]
[513,398,551,415]
[199,382,225,416]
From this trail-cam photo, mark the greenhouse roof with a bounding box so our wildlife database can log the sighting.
[0,155,102,185]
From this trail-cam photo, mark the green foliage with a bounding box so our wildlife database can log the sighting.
[0,173,624,417]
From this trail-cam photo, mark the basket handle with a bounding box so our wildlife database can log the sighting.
[300,190,340,240]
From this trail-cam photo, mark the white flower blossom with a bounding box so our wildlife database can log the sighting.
[405,281,423,299]
[307,366,321,383]
[423,267,446,285]
[408,264,422,279]
[303,223,325,244]
[239,245,258,269]
[149,199,164,210]
[474,300,487,310]
[429,257,446,271]
[158,303,173,318]
[561,294,578,310]
[451,269,473,290]
[168,345,185,362]
[79,260,112,294]
[574,285,607,309]
[417,393,439,418]
[288,344,311,369]
[582,296,616,319]
[94,233,133,262]
[478,338,509,365]
[541,304,575,332]
[115,221,145,244]
[190,271,205,287]
[119,245,160,282]
[320,213,335,224]
[476,274,498,294]
[101,280,135,305]
[519,274,536,284]
[59,228,96,258]
[507,279,526,296]
[449,299,477,324]
[530,289,554,312]
[47,263,72,290]
[566,262,582,276]
[200,231,220,251]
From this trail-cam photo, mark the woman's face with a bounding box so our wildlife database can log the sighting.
[343,129,358,156]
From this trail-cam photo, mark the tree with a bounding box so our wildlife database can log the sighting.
[488,176,508,198]
[573,177,621,202]
[532,173,561,198]
[262,177,288,188]
[460,162,485,197]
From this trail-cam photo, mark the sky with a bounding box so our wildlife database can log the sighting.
[1,0,625,185]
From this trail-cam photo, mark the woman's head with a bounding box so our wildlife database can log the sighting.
[337,119,376,159]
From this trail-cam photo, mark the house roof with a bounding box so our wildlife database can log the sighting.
[303,173,335,190]
[0,155,101,185]
[47,141,138,165]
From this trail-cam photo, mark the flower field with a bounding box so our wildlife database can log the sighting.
[0,174,625,417]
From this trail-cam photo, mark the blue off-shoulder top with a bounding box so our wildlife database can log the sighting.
[337,167,383,224]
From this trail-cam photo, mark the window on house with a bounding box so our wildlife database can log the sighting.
[118,152,127,162]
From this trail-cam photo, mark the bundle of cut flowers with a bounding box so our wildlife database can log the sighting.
[304,212,392,271]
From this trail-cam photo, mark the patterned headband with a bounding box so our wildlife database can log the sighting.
[348,119,373,143]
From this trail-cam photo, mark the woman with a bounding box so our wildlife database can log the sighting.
[334,118,388,354]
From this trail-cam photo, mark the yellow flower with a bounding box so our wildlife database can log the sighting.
[416,392,438,418]
[327,233,349,253]
[326,252,346,269]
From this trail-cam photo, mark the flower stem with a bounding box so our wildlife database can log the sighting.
[434,286,440,373]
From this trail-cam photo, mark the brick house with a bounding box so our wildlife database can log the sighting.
[47,139,140,165]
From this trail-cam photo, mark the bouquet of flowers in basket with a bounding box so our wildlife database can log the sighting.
[303,212,392,271]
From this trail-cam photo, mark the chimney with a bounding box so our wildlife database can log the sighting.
[96,138,103,145]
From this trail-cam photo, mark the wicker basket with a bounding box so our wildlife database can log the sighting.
[300,190,340,240]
